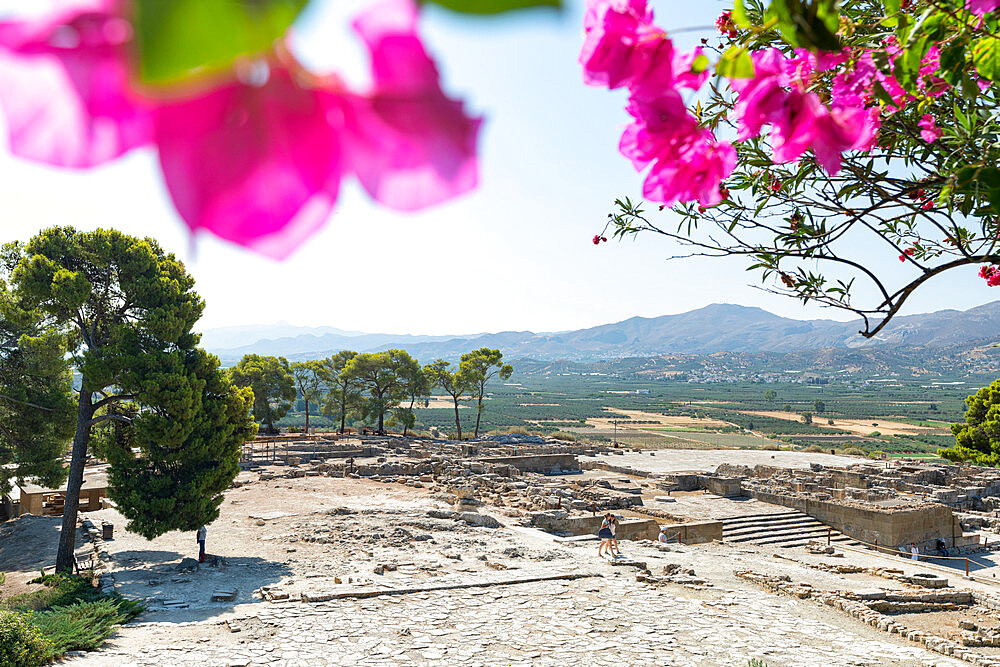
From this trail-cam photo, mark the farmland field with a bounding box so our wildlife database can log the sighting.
[274,367,993,460]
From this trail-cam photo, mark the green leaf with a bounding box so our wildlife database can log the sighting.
[420,0,560,13]
[134,0,308,86]
[974,36,1000,81]
[765,0,841,51]
[734,0,752,27]
[718,46,755,79]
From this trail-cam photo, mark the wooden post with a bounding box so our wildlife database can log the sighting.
[827,527,831,546]
[874,537,878,552]
[966,558,970,577]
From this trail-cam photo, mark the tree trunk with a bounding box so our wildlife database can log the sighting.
[474,392,484,438]
[452,396,462,441]
[304,399,310,433]
[339,388,347,434]
[56,389,94,573]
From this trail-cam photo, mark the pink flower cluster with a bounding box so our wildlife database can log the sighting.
[580,1,962,209]
[729,48,876,175]
[968,0,1000,15]
[580,0,734,207]
[0,0,480,258]
[982,265,1000,287]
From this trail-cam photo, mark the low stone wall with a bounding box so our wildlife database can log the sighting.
[748,488,959,551]
[671,520,724,545]
[479,454,580,474]
[529,512,660,541]
[529,512,721,544]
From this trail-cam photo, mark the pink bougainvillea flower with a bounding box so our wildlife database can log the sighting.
[618,89,698,169]
[730,49,791,141]
[343,0,481,211]
[810,105,874,174]
[0,0,153,167]
[981,265,1000,286]
[155,66,342,260]
[671,46,709,91]
[620,91,734,206]
[919,114,943,142]
[968,0,1000,15]
[580,0,672,92]
[641,133,736,206]
[0,0,481,258]
[768,90,822,165]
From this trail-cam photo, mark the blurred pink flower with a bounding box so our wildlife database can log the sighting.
[0,0,481,259]
[155,67,343,260]
[968,0,1000,15]
[580,0,672,92]
[0,0,152,167]
[343,0,481,211]
[671,46,709,91]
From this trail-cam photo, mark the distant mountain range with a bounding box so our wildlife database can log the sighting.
[201,301,1000,365]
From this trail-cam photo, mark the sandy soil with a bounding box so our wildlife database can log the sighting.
[0,514,88,598]
[588,408,730,430]
[739,410,944,436]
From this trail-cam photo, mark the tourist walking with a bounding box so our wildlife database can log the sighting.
[597,513,614,557]
[197,525,207,563]
[608,515,620,557]
[910,542,919,561]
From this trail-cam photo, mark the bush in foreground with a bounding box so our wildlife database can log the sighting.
[1,574,142,662]
[0,610,50,667]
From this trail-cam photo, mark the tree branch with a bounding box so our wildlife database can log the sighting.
[87,414,133,428]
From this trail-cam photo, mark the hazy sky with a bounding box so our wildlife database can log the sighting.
[1,1,995,335]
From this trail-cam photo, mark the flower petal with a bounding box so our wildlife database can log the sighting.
[155,67,341,259]
[0,1,152,167]
[345,0,480,211]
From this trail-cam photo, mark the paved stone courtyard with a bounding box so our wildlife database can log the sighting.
[75,571,963,667]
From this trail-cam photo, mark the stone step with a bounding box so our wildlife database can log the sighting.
[725,525,836,543]
[719,511,803,525]
[722,517,826,535]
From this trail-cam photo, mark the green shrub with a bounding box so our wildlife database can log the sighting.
[549,431,578,442]
[0,610,50,667]
[2,574,142,661]
[842,447,867,456]
[32,598,142,657]
[2,574,101,612]
[761,443,780,451]
[803,444,824,453]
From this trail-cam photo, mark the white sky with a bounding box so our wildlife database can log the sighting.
[0,1,995,335]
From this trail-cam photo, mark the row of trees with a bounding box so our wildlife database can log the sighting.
[1,227,256,573]
[229,349,512,439]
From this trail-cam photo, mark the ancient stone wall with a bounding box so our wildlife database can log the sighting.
[748,488,959,550]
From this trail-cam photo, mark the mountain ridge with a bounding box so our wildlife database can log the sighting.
[202,301,1000,364]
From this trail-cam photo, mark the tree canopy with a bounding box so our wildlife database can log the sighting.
[460,348,512,438]
[425,359,473,440]
[343,350,421,434]
[3,226,253,570]
[229,354,296,434]
[0,281,74,497]
[290,359,325,433]
[321,350,360,434]
[940,379,1000,466]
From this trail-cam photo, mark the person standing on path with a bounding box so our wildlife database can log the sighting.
[910,542,919,561]
[197,525,207,563]
[608,515,620,558]
[598,514,614,558]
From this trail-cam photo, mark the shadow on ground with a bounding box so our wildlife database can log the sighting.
[109,550,292,623]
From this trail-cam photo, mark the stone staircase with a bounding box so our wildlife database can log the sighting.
[721,509,858,548]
